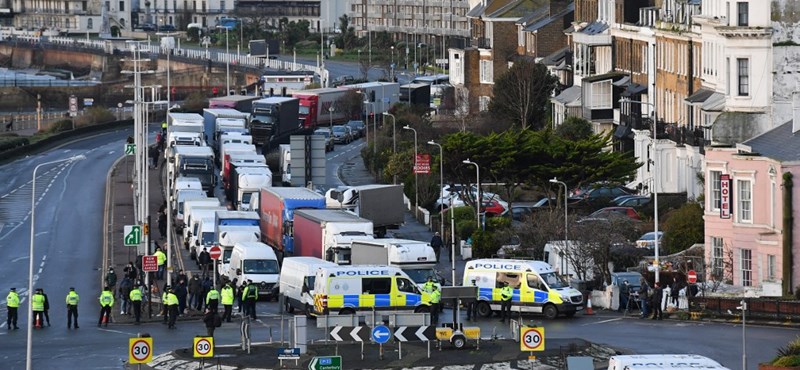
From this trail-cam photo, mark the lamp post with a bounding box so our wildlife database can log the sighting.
[390,46,395,80]
[27,155,85,370]
[428,140,444,240]
[216,26,230,96]
[740,299,747,370]
[328,106,334,129]
[156,31,178,111]
[462,159,480,230]
[403,125,418,215]
[549,177,568,277]
[620,98,660,283]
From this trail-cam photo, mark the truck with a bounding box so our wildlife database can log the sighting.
[216,225,261,277]
[220,143,258,190]
[350,238,441,289]
[217,132,253,158]
[279,144,291,186]
[279,257,337,314]
[250,97,300,149]
[258,187,326,258]
[167,112,205,135]
[167,131,204,148]
[324,184,405,237]
[208,95,260,112]
[292,88,353,131]
[261,71,315,96]
[168,146,215,196]
[341,82,400,116]
[400,83,431,107]
[292,209,374,265]
[202,108,250,148]
[228,164,272,211]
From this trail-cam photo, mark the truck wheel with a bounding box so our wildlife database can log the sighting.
[339,308,355,316]
[543,304,558,320]
[414,305,430,313]
[452,334,466,349]
[476,302,492,317]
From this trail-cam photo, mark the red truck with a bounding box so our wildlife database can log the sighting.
[292,88,353,131]
[258,187,326,259]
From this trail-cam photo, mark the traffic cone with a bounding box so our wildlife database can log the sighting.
[584,298,594,315]
[35,315,41,328]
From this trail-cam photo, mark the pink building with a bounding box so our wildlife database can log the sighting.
[704,118,800,296]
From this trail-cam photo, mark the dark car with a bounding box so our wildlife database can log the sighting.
[331,75,354,87]
[331,125,352,144]
[139,23,157,31]
[313,128,335,152]
[158,24,177,32]
[346,120,365,139]
[616,196,651,207]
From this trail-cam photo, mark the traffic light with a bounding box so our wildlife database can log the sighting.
[143,223,149,235]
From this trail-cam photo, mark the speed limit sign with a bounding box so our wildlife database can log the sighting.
[129,337,153,364]
[193,336,214,358]
[520,327,545,352]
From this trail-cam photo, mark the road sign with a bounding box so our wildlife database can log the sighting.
[142,255,158,272]
[193,336,214,358]
[520,326,545,352]
[69,95,78,117]
[129,337,153,364]
[414,154,431,174]
[277,347,300,360]
[124,143,136,156]
[309,355,342,370]
[371,325,391,344]
[329,326,368,342]
[687,270,698,284]
[393,326,434,342]
[209,245,223,260]
[123,225,141,246]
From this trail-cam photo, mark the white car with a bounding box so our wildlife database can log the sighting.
[435,191,507,211]
[635,231,663,249]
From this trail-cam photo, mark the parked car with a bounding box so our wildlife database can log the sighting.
[635,231,663,249]
[616,196,651,207]
[577,186,633,201]
[313,128,335,152]
[158,24,177,32]
[331,75,354,87]
[331,125,352,144]
[437,184,500,209]
[586,206,641,221]
[139,23,157,31]
[346,120,365,139]
[441,197,508,217]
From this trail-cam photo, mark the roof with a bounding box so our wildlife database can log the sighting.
[487,0,548,19]
[466,2,486,18]
[581,71,627,83]
[580,21,609,35]
[703,92,725,111]
[742,120,800,162]
[263,187,325,200]
[622,83,647,97]
[295,209,371,223]
[685,88,715,104]
[541,46,570,67]
[552,85,582,105]
[523,2,575,32]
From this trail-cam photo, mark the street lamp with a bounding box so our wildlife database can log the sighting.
[462,159,480,230]
[27,155,85,370]
[328,106,334,129]
[403,125,418,215]
[382,112,396,155]
[620,98,660,283]
[156,31,179,111]
[390,46,395,80]
[429,140,454,284]
[549,177,568,276]
[216,25,230,96]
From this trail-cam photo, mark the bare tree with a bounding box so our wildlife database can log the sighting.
[571,217,642,285]
[708,243,734,293]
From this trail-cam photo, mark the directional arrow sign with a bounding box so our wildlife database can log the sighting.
[125,143,136,155]
[350,326,366,342]
[394,326,434,342]
[371,325,391,344]
[329,326,367,342]
[123,225,141,246]
[308,355,342,370]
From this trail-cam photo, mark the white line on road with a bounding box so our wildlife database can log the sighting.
[42,255,46,261]
[582,317,623,326]
[10,256,28,262]
[35,231,48,236]
[97,327,132,335]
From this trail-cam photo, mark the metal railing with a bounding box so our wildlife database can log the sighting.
[691,296,800,321]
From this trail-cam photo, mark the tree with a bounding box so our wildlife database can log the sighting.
[489,59,557,130]
[662,202,704,254]
[335,15,358,50]
[555,116,593,141]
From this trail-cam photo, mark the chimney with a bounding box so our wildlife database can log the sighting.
[794,90,800,134]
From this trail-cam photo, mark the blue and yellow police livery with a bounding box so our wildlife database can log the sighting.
[463,259,584,319]
[312,265,432,316]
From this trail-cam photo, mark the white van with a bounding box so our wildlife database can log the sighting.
[279,257,337,314]
[607,354,730,370]
[217,225,261,277]
[227,241,280,299]
[180,198,221,233]
[463,259,584,319]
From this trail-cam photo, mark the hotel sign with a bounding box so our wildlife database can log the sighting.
[720,174,732,219]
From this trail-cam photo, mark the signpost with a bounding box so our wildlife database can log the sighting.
[128,337,153,365]
[308,355,342,370]
[124,225,141,246]
[372,325,391,359]
[414,154,430,174]
[141,255,158,272]
[278,347,300,366]
[209,245,222,287]
[687,270,698,284]
[69,95,78,117]
[520,326,545,353]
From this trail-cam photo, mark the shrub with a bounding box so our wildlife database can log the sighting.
[662,202,704,254]
[770,337,800,366]
[48,119,73,133]
[78,106,116,126]
[471,229,496,259]
[773,356,800,367]
[0,137,29,151]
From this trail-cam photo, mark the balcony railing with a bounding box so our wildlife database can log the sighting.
[665,123,705,148]
[471,37,490,49]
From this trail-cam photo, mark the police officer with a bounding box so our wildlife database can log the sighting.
[41,288,51,327]
[166,288,179,329]
[242,280,258,320]
[32,288,45,328]
[430,285,442,326]
[98,286,114,327]
[6,287,19,330]
[206,285,220,312]
[129,284,142,324]
[465,280,477,321]
[499,282,513,323]
[66,287,79,329]
[220,282,234,322]
[154,247,167,280]
[161,285,170,323]
[161,121,167,134]
[422,276,436,294]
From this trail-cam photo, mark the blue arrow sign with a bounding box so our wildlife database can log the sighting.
[372,325,391,344]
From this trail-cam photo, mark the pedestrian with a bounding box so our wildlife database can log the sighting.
[161,285,170,323]
[98,286,114,327]
[430,232,444,262]
[203,308,221,337]
[155,132,163,151]
[149,144,159,169]
[32,288,45,328]
[41,289,51,327]
[167,288,179,329]
[651,282,663,320]
[119,277,132,315]
[242,280,258,320]
[154,247,167,280]
[236,283,245,313]
[161,121,167,134]
[129,284,142,324]
[221,282,234,322]
[4,118,13,131]
[6,287,19,330]
[465,279,478,321]
[65,287,79,329]
[124,261,139,281]
[176,270,187,286]
[206,285,220,312]
[198,248,211,277]
[639,278,650,319]
[430,285,441,326]
[175,280,187,315]
[671,279,682,307]
[105,267,117,298]
[158,212,168,240]
[499,281,513,323]
[188,275,202,311]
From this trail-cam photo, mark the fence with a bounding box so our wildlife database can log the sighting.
[691,296,800,321]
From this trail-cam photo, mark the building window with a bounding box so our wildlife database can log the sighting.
[711,237,724,278]
[478,96,490,112]
[709,170,721,210]
[737,2,748,27]
[737,58,749,96]
[737,179,752,222]
[119,1,124,11]
[220,1,225,11]
[479,60,493,83]
[740,249,752,287]
[590,80,612,109]
[87,18,93,29]
[767,254,776,281]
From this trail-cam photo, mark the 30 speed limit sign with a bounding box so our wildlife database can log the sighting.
[129,337,153,364]
[520,327,545,351]
[193,336,214,358]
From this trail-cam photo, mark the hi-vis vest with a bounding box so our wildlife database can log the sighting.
[206,289,219,303]
[32,294,45,311]
[66,291,79,306]
[221,287,234,305]
[130,289,142,301]
[99,291,114,307]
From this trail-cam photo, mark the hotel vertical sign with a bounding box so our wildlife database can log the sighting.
[720,174,732,219]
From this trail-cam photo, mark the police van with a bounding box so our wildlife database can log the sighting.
[463,259,583,319]
[313,265,431,316]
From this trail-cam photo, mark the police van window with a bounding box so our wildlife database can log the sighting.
[496,273,521,289]
[362,278,391,294]
[396,278,417,294]
[527,274,544,290]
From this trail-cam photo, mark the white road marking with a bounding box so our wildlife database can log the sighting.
[35,231,48,236]
[10,256,28,262]
[582,317,623,326]
[96,328,132,335]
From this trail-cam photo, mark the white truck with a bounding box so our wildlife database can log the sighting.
[227,241,280,299]
[173,190,206,232]
[203,108,251,148]
[350,238,441,289]
[279,144,291,186]
[167,131,204,148]
[543,241,595,281]
[217,132,253,157]
[179,198,221,234]
[279,256,337,314]
[168,112,205,136]
[168,145,216,196]
[184,206,226,251]
[292,209,374,265]
[216,225,261,277]
[228,165,272,212]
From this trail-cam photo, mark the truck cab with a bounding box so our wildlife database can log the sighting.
[169,146,215,196]
[167,131,204,148]
[231,165,272,212]
[279,144,291,186]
